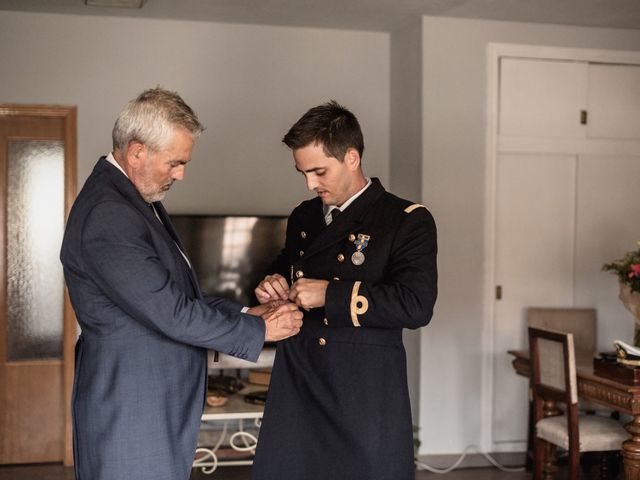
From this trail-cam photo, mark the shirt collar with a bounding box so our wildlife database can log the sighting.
[106,152,128,178]
[323,177,372,223]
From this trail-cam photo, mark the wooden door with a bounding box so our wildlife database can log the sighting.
[0,105,76,465]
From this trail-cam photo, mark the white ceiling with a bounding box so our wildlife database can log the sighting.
[1,0,640,32]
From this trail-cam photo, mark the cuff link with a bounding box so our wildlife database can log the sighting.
[295,270,304,279]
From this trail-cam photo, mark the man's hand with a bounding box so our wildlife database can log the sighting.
[246,299,287,317]
[263,302,303,341]
[255,274,290,304]
[289,278,329,311]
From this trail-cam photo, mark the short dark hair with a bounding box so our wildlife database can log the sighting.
[282,101,364,162]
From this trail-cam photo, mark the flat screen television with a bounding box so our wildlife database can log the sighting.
[170,215,287,308]
[171,215,287,369]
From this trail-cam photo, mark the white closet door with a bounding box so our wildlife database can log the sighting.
[499,58,587,139]
[493,153,576,444]
[574,155,640,349]
[588,64,640,140]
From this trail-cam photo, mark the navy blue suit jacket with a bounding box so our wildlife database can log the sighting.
[60,158,265,480]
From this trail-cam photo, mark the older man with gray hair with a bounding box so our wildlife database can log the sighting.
[60,87,302,480]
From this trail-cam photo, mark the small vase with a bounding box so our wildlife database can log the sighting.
[619,281,640,347]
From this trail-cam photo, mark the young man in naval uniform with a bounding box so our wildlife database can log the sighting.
[251,101,438,480]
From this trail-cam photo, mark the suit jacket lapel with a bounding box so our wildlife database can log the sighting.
[303,178,385,260]
[153,202,187,255]
[153,202,203,298]
[97,158,202,297]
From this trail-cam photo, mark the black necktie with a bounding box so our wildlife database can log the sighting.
[330,208,341,223]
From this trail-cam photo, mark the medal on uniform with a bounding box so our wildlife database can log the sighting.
[351,234,370,265]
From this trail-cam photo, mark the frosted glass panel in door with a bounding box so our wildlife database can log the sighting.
[493,153,576,444]
[574,155,640,351]
[588,64,640,140]
[6,140,65,361]
[499,58,587,138]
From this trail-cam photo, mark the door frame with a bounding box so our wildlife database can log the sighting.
[0,104,77,465]
[482,44,640,452]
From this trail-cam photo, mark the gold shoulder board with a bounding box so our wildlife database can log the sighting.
[404,203,427,214]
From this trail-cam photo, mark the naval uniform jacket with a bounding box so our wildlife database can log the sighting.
[60,158,265,480]
[251,178,437,480]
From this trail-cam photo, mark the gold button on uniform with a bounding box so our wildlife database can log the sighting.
[348,234,356,242]
[299,250,304,257]
[323,318,329,326]
[318,338,327,346]
[295,270,304,279]
[337,254,345,262]
[300,231,307,239]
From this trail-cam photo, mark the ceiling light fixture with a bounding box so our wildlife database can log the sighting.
[84,0,146,8]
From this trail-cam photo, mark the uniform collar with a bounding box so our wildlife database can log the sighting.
[323,177,372,224]
[301,178,385,259]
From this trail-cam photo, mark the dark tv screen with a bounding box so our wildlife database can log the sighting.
[170,215,287,307]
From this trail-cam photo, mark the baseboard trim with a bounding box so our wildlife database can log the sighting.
[416,451,526,470]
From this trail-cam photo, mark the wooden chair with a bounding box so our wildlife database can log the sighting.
[529,327,628,480]
[527,308,597,366]
[524,307,611,470]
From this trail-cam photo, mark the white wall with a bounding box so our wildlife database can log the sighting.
[390,19,423,424]
[6,6,640,461]
[419,15,640,455]
[0,10,390,215]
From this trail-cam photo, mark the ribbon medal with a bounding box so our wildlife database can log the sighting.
[351,234,370,266]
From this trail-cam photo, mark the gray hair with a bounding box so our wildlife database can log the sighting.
[112,87,204,152]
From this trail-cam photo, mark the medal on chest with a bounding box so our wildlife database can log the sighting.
[351,234,370,265]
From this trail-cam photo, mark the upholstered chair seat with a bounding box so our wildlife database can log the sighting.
[537,414,628,451]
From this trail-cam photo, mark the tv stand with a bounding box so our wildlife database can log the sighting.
[194,347,275,475]
[194,384,265,474]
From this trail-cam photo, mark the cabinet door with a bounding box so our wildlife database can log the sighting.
[574,154,640,349]
[588,64,640,140]
[499,58,587,138]
[492,153,576,443]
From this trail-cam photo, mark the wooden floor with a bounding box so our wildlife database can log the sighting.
[0,463,620,480]
[0,464,523,480]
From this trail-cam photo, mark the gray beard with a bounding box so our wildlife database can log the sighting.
[139,186,167,204]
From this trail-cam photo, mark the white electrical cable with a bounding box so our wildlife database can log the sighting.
[229,431,259,452]
[415,444,525,474]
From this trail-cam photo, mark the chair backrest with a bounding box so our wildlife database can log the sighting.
[528,326,578,407]
[527,307,596,366]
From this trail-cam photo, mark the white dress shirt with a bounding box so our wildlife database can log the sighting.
[323,177,372,226]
